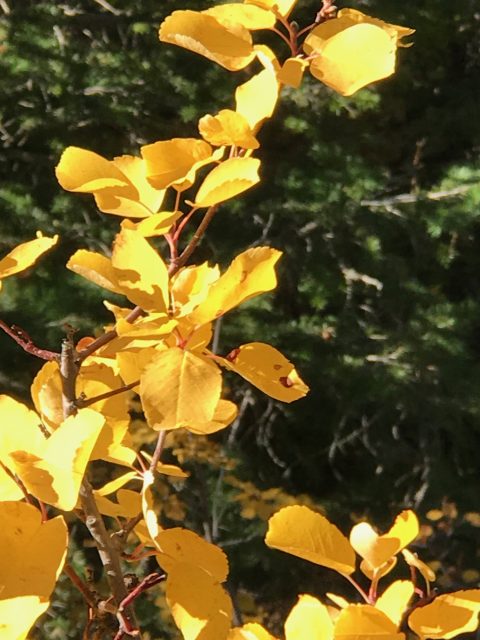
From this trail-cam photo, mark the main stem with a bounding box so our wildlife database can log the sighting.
[59,336,138,635]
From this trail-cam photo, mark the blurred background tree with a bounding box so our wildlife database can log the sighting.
[1,0,480,637]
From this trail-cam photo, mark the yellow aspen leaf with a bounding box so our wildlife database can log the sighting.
[6,408,105,511]
[194,156,260,207]
[155,528,229,581]
[112,225,169,313]
[189,247,281,326]
[94,155,166,218]
[199,109,259,149]
[228,623,279,640]
[245,0,297,19]
[235,67,279,131]
[284,594,334,640]
[277,57,309,88]
[174,321,213,353]
[304,10,414,96]
[334,604,405,639]
[204,4,275,30]
[187,398,237,435]
[0,596,49,640]
[0,464,24,501]
[141,138,214,190]
[116,346,161,385]
[0,501,67,599]
[140,347,222,430]
[171,263,220,317]
[141,470,162,542]
[0,233,58,282]
[360,556,397,581]
[408,590,480,640]
[265,505,356,575]
[55,146,126,191]
[115,315,176,343]
[166,562,232,640]
[95,471,140,496]
[350,510,419,570]
[402,549,436,583]
[217,342,309,402]
[464,512,480,527]
[376,580,414,626]
[159,10,255,71]
[66,249,124,295]
[94,488,142,519]
[131,210,182,237]
[327,593,350,610]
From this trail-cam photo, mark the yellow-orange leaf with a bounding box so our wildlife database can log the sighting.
[189,247,281,326]
[131,210,182,237]
[408,590,480,640]
[56,146,126,192]
[245,0,297,19]
[112,225,169,312]
[166,562,232,640]
[0,464,24,501]
[304,10,414,96]
[140,347,222,430]
[171,263,220,317]
[402,549,436,583]
[194,156,260,207]
[228,623,278,640]
[376,581,414,626]
[142,138,214,190]
[0,596,49,640]
[0,233,58,281]
[277,57,309,88]
[266,505,356,575]
[360,556,397,581]
[204,4,275,30]
[66,249,124,295]
[218,342,309,402]
[187,399,237,435]
[0,502,67,600]
[334,604,405,639]
[155,528,229,581]
[350,510,418,570]
[284,594,334,640]
[199,109,259,149]
[160,10,254,71]
[235,67,279,131]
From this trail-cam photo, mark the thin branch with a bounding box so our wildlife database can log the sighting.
[343,573,371,604]
[76,306,144,363]
[76,380,139,409]
[149,430,168,473]
[64,562,98,609]
[0,319,59,360]
[169,205,218,276]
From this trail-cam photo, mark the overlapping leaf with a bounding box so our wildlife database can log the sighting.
[194,157,261,207]
[334,604,405,639]
[284,594,334,640]
[408,590,480,640]
[199,109,259,149]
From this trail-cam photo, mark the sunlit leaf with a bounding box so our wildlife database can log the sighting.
[159,10,254,71]
[199,109,259,149]
[0,596,49,640]
[402,549,436,584]
[56,146,126,192]
[408,590,480,640]
[360,556,397,581]
[334,604,405,639]
[142,470,161,541]
[350,510,419,570]
[131,210,182,237]
[140,347,222,430]
[0,464,24,501]
[266,505,356,575]
[217,342,309,402]
[189,247,281,325]
[187,399,237,435]
[94,488,142,519]
[166,562,232,640]
[245,0,297,19]
[204,4,275,30]
[0,233,58,281]
[112,225,169,312]
[284,594,334,640]
[155,528,229,581]
[277,57,309,88]
[66,249,124,295]
[235,67,279,131]
[376,580,414,626]
[194,157,261,207]
[0,502,67,599]
[171,263,221,317]
[141,138,214,190]
[304,10,414,96]
[228,622,278,640]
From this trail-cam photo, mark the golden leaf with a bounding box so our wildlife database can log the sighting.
[0,233,58,281]
[235,67,279,131]
[0,596,50,640]
[408,590,480,640]
[204,4,275,30]
[194,156,261,207]
[199,109,259,149]
[265,505,356,575]
[334,604,405,639]
[284,594,334,640]
[376,580,414,626]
